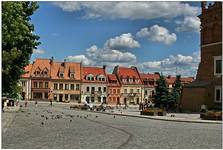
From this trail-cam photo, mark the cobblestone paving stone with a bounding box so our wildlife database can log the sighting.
[2,102,222,149]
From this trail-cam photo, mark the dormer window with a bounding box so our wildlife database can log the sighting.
[70,73,75,78]
[86,74,94,81]
[59,72,64,78]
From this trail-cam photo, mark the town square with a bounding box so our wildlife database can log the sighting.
[1,1,222,149]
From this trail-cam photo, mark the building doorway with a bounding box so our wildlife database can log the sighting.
[59,94,63,102]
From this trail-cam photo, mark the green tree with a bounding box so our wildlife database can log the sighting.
[2,1,40,97]
[154,74,169,108]
[171,75,182,104]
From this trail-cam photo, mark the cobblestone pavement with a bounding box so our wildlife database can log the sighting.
[2,102,222,149]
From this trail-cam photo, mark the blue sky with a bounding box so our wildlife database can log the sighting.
[31,1,202,77]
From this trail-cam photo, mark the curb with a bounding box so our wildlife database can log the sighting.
[77,110,222,124]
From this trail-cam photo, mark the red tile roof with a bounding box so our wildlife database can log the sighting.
[82,66,107,83]
[107,74,120,86]
[140,73,160,80]
[21,64,33,78]
[165,76,194,84]
[31,58,51,77]
[118,67,139,78]
[51,62,81,80]
[114,66,142,85]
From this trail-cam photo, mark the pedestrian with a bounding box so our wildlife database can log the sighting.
[2,99,4,112]
[25,101,28,107]
[50,99,52,106]
[35,100,38,107]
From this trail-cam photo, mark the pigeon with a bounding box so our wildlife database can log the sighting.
[46,117,48,120]
[96,115,98,118]
[70,120,72,122]
[113,115,116,118]
[41,115,44,118]
[41,122,44,125]
[80,116,82,118]
[77,115,79,117]
[86,115,88,117]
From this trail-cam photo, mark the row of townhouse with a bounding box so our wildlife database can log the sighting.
[20,58,194,105]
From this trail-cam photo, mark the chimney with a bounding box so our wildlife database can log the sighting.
[50,56,54,65]
[103,65,106,70]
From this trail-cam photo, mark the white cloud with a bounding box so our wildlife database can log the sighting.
[53,2,199,20]
[141,51,200,76]
[104,33,140,49]
[175,16,201,32]
[85,45,136,63]
[33,49,45,54]
[65,33,137,69]
[65,55,93,66]
[136,25,177,45]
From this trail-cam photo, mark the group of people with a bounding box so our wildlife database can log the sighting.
[139,101,153,111]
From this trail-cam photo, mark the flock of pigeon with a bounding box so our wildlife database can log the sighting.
[34,109,117,126]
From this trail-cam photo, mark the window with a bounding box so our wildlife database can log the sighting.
[59,73,64,78]
[130,89,133,93]
[65,84,69,90]
[91,97,95,102]
[103,87,106,92]
[103,97,106,103]
[215,86,222,103]
[35,71,40,75]
[65,94,69,101]
[109,89,112,94]
[54,83,58,90]
[39,82,43,88]
[70,94,79,101]
[214,56,222,75]
[33,92,42,99]
[91,87,95,93]
[70,84,74,90]
[59,84,63,90]
[98,97,101,102]
[98,87,101,92]
[54,94,57,101]
[76,84,80,90]
[102,78,105,81]
[124,89,127,93]
[86,87,90,92]
[113,89,116,94]
[70,73,75,78]
[113,97,116,102]
[117,89,120,94]
[137,89,140,93]
[145,90,148,95]
[45,82,48,88]
[44,92,48,99]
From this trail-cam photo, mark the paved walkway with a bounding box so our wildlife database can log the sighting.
[93,108,222,124]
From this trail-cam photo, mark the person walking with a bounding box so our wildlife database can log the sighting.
[25,101,28,107]
[35,100,38,107]
[50,99,52,106]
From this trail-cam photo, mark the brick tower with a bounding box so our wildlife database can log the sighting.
[181,2,222,112]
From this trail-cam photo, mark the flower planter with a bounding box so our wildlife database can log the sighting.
[201,111,222,120]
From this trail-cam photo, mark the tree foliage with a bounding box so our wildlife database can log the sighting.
[154,75,169,108]
[171,75,182,104]
[2,2,40,97]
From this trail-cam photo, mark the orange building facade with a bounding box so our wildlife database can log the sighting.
[107,74,121,105]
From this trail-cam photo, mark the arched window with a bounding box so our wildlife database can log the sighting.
[86,74,94,81]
